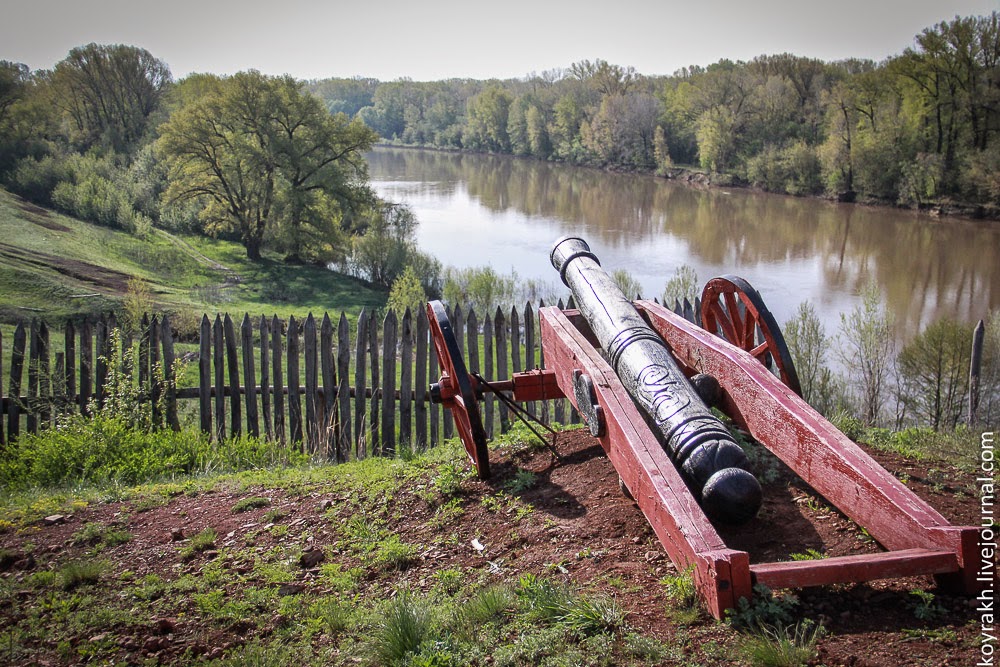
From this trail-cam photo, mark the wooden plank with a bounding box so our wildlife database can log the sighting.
[321,313,335,458]
[466,308,481,438]
[751,549,958,591]
[223,314,241,438]
[381,310,397,457]
[415,308,428,452]
[637,301,960,553]
[428,321,439,448]
[139,313,150,393]
[399,309,413,453]
[64,321,76,415]
[539,306,746,618]
[38,321,50,427]
[27,320,38,434]
[79,320,92,415]
[482,313,494,439]
[161,314,179,431]
[54,352,65,418]
[355,309,368,458]
[241,314,259,438]
[213,315,226,441]
[260,316,272,441]
[271,315,285,444]
[337,312,351,462]
[970,319,985,425]
[0,329,3,445]
[368,310,380,454]
[442,305,453,441]
[150,315,161,427]
[495,307,510,433]
[7,323,25,439]
[287,316,303,447]
[199,315,212,435]
[304,314,318,453]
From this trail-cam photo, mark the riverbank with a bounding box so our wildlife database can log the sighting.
[375,141,1000,223]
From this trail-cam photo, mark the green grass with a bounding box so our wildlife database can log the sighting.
[0,187,385,326]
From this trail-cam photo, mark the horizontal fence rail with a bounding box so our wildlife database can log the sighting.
[0,297,698,457]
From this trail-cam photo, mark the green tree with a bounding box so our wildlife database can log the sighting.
[347,202,418,287]
[836,284,895,426]
[465,85,512,152]
[662,264,698,305]
[387,265,428,315]
[784,301,845,415]
[897,317,974,430]
[158,71,375,261]
[50,43,171,152]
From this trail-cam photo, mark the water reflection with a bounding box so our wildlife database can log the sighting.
[368,147,999,339]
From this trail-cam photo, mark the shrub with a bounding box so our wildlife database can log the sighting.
[370,591,433,665]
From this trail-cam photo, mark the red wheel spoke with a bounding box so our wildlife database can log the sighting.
[701,276,802,397]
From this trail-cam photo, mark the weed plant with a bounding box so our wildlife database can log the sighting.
[740,620,823,667]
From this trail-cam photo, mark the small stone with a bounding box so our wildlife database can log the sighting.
[299,549,325,569]
[170,528,185,542]
[278,583,305,596]
[631,537,641,544]
[206,647,224,660]
[155,618,176,635]
[644,550,662,562]
[42,515,66,526]
[318,499,334,511]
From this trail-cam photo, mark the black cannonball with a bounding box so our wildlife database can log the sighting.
[700,467,763,525]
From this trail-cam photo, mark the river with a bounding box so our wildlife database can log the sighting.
[367,146,1000,342]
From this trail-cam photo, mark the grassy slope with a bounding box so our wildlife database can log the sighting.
[0,187,386,327]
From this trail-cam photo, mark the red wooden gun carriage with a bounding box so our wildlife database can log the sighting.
[427,236,982,618]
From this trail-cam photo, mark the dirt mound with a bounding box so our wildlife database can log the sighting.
[0,242,131,293]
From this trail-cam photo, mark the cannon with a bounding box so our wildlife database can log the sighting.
[549,237,761,525]
[428,236,983,618]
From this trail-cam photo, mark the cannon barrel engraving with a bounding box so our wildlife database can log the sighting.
[550,236,762,524]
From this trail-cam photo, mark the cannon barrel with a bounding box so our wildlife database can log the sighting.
[550,236,762,524]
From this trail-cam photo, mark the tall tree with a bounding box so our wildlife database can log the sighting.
[50,43,171,152]
[158,71,375,261]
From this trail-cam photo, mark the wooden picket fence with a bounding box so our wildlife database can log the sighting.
[0,297,703,456]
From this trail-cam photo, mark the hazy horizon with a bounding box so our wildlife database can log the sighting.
[2,0,998,82]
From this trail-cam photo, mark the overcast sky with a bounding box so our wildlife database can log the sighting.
[2,0,998,81]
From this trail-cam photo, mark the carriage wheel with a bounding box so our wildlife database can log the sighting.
[427,301,490,479]
[700,276,802,396]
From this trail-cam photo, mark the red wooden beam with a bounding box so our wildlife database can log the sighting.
[539,307,752,617]
[635,300,982,594]
[751,549,958,590]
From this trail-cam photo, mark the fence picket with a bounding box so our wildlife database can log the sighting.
[368,310,380,455]
[287,316,302,446]
[415,308,428,451]
[7,323,25,439]
[337,313,351,462]
[260,316,272,440]
[321,313,335,457]
[38,321,51,428]
[79,320,92,414]
[161,315,179,430]
[241,314,259,438]
[271,315,285,444]
[213,315,225,440]
[482,314,494,439]
[223,314,240,438]
[428,322,439,448]
[400,309,413,452]
[304,314,318,453]
[150,315,162,427]
[495,307,510,433]
[381,310,397,457]
[355,309,368,458]
[523,303,535,417]
[64,321,76,413]
[199,315,211,435]
[27,321,38,434]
